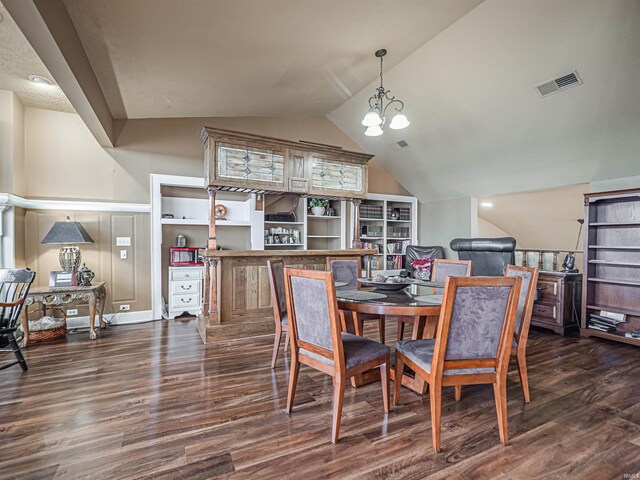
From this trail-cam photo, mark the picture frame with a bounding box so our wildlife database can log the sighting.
[49,270,78,288]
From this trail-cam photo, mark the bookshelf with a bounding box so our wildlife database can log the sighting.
[581,188,640,346]
[353,193,418,272]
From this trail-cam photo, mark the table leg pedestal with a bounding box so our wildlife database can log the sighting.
[89,299,97,340]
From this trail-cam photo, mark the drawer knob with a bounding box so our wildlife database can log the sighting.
[181,285,192,290]
[180,298,192,303]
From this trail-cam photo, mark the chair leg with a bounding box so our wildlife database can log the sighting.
[378,315,386,345]
[353,312,363,337]
[516,352,530,403]
[8,333,27,372]
[271,326,282,369]
[331,375,346,443]
[393,355,404,406]
[380,357,390,414]
[493,376,509,445]
[454,385,462,401]
[286,358,300,414]
[396,319,405,341]
[284,330,290,353]
[430,382,442,453]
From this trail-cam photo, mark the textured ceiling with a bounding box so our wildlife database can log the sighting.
[62,0,482,119]
[329,0,640,202]
[0,2,74,112]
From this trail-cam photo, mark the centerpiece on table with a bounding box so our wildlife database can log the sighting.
[411,258,433,281]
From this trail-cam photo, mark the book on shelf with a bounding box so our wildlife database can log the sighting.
[361,241,381,253]
[589,314,625,327]
[624,328,640,339]
[387,225,411,238]
[386,255,404,270]
[386,240,410,255]
[360,204,384,219]
[387,206,411,220]
[588,322,617,333]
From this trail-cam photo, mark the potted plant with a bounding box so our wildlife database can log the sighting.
[309,198,329,216]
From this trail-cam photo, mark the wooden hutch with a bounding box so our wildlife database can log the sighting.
[198,127,374,342]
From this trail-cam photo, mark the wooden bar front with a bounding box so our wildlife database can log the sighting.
[198,249,370,342]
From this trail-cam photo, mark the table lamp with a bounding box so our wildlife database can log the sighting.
[41,216,95,272]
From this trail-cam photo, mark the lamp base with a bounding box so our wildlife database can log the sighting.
[59,246,81,272]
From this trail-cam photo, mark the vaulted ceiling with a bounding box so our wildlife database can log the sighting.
[2,0,640,202]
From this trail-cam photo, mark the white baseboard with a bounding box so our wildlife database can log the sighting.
[66,309,155,328]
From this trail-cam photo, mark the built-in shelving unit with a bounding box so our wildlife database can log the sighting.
[352,193,418,272]
[582,188,640,346]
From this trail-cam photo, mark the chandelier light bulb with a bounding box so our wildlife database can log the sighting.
[389,113,410,130]
[361,111,383,127]
[364,125,384,137]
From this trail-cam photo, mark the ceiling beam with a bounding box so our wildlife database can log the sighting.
[3,0,115,147]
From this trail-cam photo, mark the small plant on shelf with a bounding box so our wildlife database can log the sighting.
[308,198,330,216]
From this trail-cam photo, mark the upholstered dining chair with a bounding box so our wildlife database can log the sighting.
[326,256,386,344]
[394,275,521,452]
[284,268,390,443]
[455,265,539,403]
[267,259,289,368]
[0,268,36,372]
[397,259,472,341]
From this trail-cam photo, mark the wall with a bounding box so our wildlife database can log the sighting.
[419,197,474,258]
[0,90,25,195]
[590,175,640,193]
[24,210,150,316]
[24,110,408,202]
[477,217,511,239]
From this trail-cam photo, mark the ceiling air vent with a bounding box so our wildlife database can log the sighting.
[390,140,409,152]
[536,71,583,97]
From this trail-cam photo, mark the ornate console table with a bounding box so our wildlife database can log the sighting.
[20,282,107,347]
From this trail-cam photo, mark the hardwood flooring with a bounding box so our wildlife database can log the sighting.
[1,318,639,479]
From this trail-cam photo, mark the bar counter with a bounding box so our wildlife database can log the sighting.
[198,248,370,342]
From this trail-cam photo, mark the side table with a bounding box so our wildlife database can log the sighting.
[20,282,107,347]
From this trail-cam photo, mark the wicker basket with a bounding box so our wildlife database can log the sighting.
[28,308,67,343]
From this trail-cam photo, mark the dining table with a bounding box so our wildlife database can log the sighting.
[336,281,444,394]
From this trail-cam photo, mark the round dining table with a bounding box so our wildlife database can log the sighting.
[336,281,444,393]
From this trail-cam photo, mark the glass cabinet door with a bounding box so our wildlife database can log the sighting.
[310,155,364,194]
[216,142,285,186]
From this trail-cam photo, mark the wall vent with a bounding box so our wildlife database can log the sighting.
[390,140,409,151]
[536,71,583,97]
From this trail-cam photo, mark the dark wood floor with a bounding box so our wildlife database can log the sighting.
[1,318,639,480]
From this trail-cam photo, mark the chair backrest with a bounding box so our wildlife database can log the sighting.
[267,259,287,323]
[431,259,471,284]
[449,237,516,276]
[431,276,521,377]
[405,245,445,275]
[505,264,539,345]
[326,256,360,290]
[284,268,344,367]
[0,269,36,330]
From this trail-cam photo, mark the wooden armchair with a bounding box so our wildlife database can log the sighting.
[267,259,289,368]
[0,269,36,372]
[284,268,390,443]
[398,259,472,341]
[394,275,521,452]
[454,264,539,403]
[326,256,386,344]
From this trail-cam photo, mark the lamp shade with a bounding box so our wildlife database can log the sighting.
[41,218,94,245]
[389,113,410,130]
[364,125,383,137]
[361,111,383,127]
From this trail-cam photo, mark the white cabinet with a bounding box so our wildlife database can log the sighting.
[167,266,204,319]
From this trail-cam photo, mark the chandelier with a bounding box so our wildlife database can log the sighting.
[361,49,410,136]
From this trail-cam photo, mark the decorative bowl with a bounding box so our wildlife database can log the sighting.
[357,277,413,291]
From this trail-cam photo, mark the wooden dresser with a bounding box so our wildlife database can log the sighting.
[531,271,582,335]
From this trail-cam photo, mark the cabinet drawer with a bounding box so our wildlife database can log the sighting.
[171,280,201,294]
[532,302,557,321]
[171,293,200,309]
[537,280,559,301]
[170,268,203,281]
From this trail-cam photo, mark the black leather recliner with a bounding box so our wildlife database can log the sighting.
[449,237,516,276]
[404,245,445,276]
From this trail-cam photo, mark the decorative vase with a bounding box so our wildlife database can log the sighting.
[76,263,95,287]
[311,206,326,216]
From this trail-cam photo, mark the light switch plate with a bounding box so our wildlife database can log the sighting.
[116,237,131,246]
[120,250,128,259]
